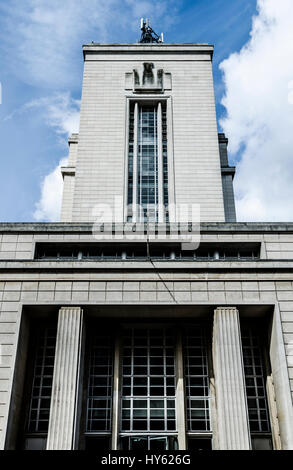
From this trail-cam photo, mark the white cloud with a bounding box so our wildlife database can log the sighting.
[0,0,179,222]
[29,93,80,221]
[0,0,178,222]
[3,92,80,221]
[220,0,293,222]
[5,93,80,142]
[33,157,68,222]
[0,0,178,89]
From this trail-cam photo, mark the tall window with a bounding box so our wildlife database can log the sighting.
[121,327,176,434]
[241,325,273,450]
[162,104,168,217]
[86,333,114,433]
[21,324,57,450]
[184,326,211,433]
[127,102,168,223]
[137,105,158,222]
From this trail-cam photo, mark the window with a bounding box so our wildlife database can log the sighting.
[34,242,260,262]
[241,325,273,450]
[121,328,176,433]
[21,324,57,450]
[183,327,211,433]
[27,327,56,433]
[86,332,114,433]
[127,101,168,222]
[79,323,213,451]
[120,435,178,451]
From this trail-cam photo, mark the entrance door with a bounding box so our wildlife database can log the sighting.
[149,436,168,451]
[125,435,169,450]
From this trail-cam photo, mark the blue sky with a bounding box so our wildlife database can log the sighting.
[1,0,293,222]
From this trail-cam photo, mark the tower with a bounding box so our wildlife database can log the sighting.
[60,21,235,224]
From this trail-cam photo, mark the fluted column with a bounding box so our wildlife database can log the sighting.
[46,307,83,450]
[213,307,251,450]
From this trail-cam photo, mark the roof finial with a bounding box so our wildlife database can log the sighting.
[139,18,164,44]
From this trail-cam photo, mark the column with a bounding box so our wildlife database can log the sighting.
[175,332,187,450]
[132,102,138,223]
[46,307,83,450]
[212,307,251,450]
[157,102,164,223]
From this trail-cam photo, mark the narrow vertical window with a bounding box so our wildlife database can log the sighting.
[241,325,273,450]
[86,333,114,434]
[127,101,168,223]
[162,102,169,217]
[183,326,212,450]
[137,105,158,221]
[127,103,135,210]
[21,324,57,449]
[183,326,211,431]
[27,327,56,434]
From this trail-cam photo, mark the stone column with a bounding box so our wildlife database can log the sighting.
[46,307,83,450]
[212,307,251,450]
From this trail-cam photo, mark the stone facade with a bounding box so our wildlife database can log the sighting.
[1,39,293,452]
[61,44,227,223]
[0,223,293,449]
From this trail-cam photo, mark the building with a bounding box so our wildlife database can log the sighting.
[1,22,293,451]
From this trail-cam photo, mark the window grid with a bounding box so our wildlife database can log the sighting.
[183,327,211,432]
[27,326,57,433]
[86,333,114,432]
[35,243,260,261]
[137,105,158,221]
[241,327,271,433]
[121,328,176,433]
[127,103,134,207]
[162,103,168,213]
[127,102,169,223]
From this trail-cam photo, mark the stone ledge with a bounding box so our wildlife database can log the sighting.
[0,259,293,271]
[0,222,293,233]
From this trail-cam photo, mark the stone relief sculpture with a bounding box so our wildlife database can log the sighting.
[133,62,163,90]
[134,62,163,88]
[125,63,172,92]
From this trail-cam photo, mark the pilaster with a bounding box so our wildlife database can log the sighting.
[46,307,83,450]
[212,307,250,449]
